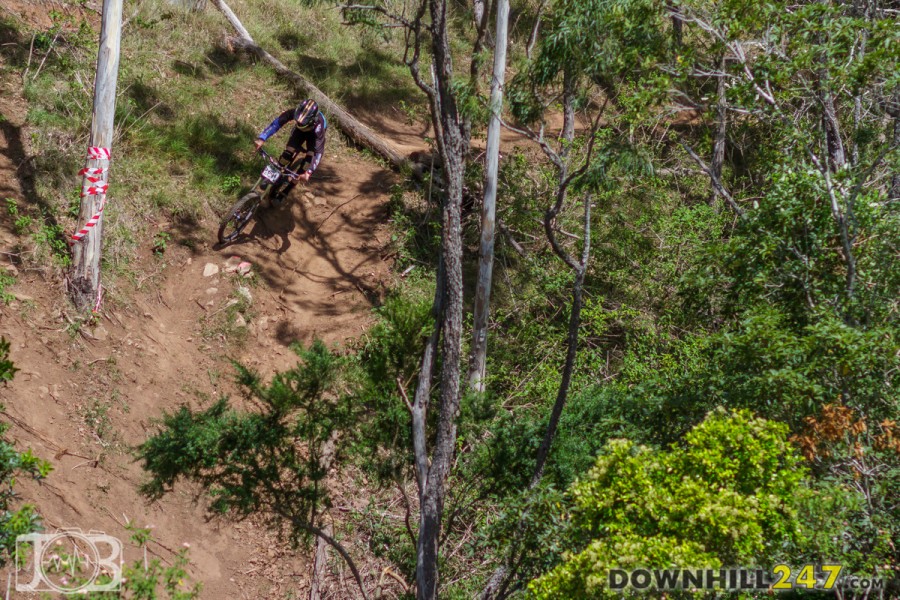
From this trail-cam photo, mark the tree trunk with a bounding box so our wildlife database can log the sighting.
[531,195,590,485]
[711,52,727,206]
[819,70,846,171]
[415,0,468,594]
[70,0,123,311]
[468,0,510,393]
[891,91,900,201]
[666,1,683,47]
[525,0,547,59]
[308,432,339,600]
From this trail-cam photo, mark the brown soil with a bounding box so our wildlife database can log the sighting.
[0,6,401,597]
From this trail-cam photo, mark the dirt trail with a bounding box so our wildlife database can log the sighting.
[0,29,397,596]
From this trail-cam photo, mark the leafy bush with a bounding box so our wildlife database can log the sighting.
[528,410,849,599]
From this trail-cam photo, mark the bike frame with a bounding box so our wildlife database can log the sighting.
[253,149,304,202]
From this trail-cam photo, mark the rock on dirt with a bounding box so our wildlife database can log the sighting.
[203,263,219,277]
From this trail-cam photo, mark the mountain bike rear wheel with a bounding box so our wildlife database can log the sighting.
[217,192,260,245]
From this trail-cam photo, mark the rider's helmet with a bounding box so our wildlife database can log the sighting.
[294,99,319,131]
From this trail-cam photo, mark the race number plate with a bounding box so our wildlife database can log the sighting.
[261,164,281,183]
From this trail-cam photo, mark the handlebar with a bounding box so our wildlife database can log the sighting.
[258,148,304,179]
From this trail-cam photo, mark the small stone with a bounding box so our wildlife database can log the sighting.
[237,261,252,276]
[313,196,327,207]
[224,256,242,273]
[203,263,219,277]
[205,287,218,295]
[12,292,33,302]
[4,264,18,276]
[38,385,49,397]
[93,326,109,341]
[234,314,247,327]
[186,257,192,265]
[303,192,314,201]
[205,299,215,307]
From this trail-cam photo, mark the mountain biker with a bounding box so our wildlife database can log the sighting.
[253,99,326,203]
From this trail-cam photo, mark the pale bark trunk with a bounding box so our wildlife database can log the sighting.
[711,53,727,206]
[468,0,510,393]
[71,0,123,310]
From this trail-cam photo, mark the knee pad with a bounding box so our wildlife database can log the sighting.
[279,147,296,166]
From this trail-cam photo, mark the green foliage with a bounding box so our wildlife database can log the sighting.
[152,231,172,256]
[69,522,202,599]
[350,291,432,481]
[527,410,845,599]
[0,271,14,305]
[219,174,242,195]
[139,341,353,545]
[5,198,33,235]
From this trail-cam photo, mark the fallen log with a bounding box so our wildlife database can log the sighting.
[211,0,425,178]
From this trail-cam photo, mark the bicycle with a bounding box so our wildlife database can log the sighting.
[217,149,306,245]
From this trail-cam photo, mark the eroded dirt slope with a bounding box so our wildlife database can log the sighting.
[0,21,399,598]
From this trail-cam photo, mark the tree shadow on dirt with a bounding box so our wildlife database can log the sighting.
[213,199,297,257]
[216,161,393,325]
[0,108,63,245]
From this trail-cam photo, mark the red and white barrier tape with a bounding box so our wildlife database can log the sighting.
[71,147,111,242]
[94,284,104,313]
[71,195,107,242]
[87,146,111,160]
[81,183,109,196]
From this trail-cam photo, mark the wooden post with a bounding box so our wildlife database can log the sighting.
[468,0,509,393]
[70,0,123,310]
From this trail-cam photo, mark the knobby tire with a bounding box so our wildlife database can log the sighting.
[218,192,260,245]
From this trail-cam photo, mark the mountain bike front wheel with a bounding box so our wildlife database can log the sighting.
[217,192,261,245]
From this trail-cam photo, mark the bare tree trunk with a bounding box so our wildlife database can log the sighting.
[667,1,683,47]
[479,84,602,600]
[415,0,468,595]
[711,53,727,206]
[308,432,339,600]
[820,72,847,171]
[473,0,486,36]
[70,0,123,311]
[890,91,900,201]
[525,0,547,59]
[531,196,590,485]
[468,0,510,393]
